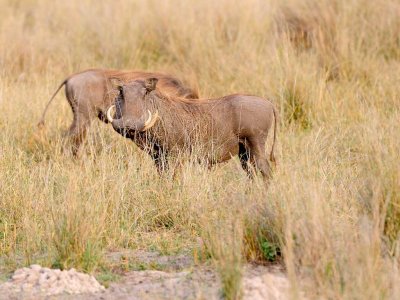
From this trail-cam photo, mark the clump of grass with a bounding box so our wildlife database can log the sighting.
[51,225,102,272]
[278,1,337,52]
[361,117,400,253]
[282,81,311,130]
[200,203,244,300]
[95,269,121,288]
[276,0,339,78]
[259,238,281,262]
[50,178,107,272]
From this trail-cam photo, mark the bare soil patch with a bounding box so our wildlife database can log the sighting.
[0,251,290,300]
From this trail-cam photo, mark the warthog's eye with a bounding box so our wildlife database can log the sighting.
[115,93,122,105]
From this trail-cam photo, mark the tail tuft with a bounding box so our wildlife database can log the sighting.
[37,120,45,129]
[270,152,276,163]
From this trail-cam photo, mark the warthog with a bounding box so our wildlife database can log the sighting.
[38,69,198,155]
[107,78,277,181]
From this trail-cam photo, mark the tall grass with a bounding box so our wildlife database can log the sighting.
[0,0,399,298]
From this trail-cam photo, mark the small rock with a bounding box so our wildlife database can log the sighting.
[26,272,39,284]
[1,264,105,296]
[12,273,27,282]
[30,264,42,271]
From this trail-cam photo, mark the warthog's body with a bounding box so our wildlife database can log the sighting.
[38,69,198,155]
[108,78,277,181]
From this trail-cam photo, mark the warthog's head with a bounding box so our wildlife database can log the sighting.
[107,78,159,136]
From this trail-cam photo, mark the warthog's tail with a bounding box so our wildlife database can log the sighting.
[37,80,67,128]
[270,105,278,164]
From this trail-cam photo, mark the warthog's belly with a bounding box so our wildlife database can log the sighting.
[165,133,239,165]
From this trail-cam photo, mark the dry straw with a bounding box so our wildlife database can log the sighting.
[0,0,399,298]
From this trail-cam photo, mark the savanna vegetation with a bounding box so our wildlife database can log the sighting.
[0,0,399,298]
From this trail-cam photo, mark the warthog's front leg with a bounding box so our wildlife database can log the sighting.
[149,143,169,175]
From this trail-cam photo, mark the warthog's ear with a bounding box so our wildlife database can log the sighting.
[145,78,158,92]
[110,78,124,90]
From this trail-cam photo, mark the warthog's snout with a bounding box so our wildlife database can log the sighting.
[107,105,159,132]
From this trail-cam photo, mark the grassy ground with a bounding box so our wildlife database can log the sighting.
[0,0,399,299]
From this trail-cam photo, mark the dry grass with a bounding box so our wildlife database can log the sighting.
[0,0,399,298]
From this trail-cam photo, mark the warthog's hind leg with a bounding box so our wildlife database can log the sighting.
[65,87,93,157]
[247,137,272,183]
[242,137,271,183]
[66,111,91,157]
[238,141,253,178]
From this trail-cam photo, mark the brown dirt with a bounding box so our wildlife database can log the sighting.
[0,251,292,300]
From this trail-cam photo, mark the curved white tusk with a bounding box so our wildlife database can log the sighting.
[144,110,152,126]
[142,110,159,131]
[106,105,116,123]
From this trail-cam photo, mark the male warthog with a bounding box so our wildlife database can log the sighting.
[107,78,277,181]
[38,69,198,155]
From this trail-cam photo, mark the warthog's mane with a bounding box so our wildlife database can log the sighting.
[108,70,168,79]
[153,89,229,106]
[149,90,202,115]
